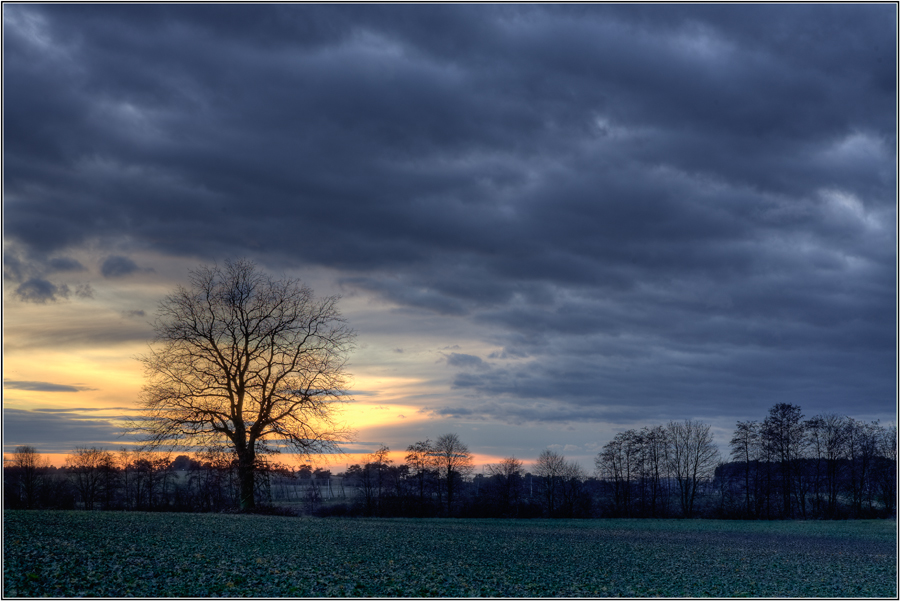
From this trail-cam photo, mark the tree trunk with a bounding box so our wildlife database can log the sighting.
[238,452,256,510]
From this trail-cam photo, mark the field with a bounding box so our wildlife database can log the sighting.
[4,511,896,597]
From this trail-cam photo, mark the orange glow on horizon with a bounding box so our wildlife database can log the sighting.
[5,448,531,473]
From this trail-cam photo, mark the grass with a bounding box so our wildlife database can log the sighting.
[4,511,896,597]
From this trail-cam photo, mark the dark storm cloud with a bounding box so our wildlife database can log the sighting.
[4,5,895,423]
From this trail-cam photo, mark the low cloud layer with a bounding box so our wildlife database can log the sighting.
[3,409,136,453]
[3,5,895,448]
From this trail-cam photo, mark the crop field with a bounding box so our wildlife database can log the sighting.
[4,511,896,597]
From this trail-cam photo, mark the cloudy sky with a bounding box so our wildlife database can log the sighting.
[3,4,896,470]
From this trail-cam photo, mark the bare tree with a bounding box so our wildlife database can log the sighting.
[534,450,586,518]
[596,430,642,516]
[729,420,760,518]
[641,425,671,517]
[405,439,434,511]
[874,424,897,516]
[371,445,393,509]
[845,418,880,515]
[429,433,473,513]
[132,259,355,510]
[486,456,524,517]
[8,446,48,509]
[66,447,114,511]
[818,414,850,517]
[535,449,566,516]
[666,420,720,518]
[761,403,805,517]
[558,459,586,518]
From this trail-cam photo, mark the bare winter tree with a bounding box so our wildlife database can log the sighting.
[9,446,48,509]
[666,420,720,518]
[640,425,671,517]
[65,446,115,511]
[596,430,642,516]
[535,449,566,516]
[486,456,524,516]
[405,439,434,510]
[558,459,586,518]
[132,259,355,510]
[429,433,473,513]
[761,403,805,517]
[729,420,760,518]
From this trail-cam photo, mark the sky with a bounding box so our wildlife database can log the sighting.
[3,4,897,471]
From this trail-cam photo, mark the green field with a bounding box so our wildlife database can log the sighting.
[4,511,896,597]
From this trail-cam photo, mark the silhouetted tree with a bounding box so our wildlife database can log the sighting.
[7,446,48,509]
[816,414,850,518]
[171,455,197,471]
[596,430,641,516]
[486,457,524,517]
[729,421,760,518]
[66,447,114,510]
[638,425,670,517]
[762,403,805,517]
[313,467,333,498]
[371,445,393,512]
[535,449,565,516]
[132,259,355,510]
[874,424,897,516]
[845,418,880,516]
[667,420,719,518]
[405,439,435,514]
[430,433,473,514]
[558,459,586,518]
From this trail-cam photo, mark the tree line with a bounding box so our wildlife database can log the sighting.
[5,403,894,519]
[723,403,895,519]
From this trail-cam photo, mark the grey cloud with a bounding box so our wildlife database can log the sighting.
[423,400,637,426]
[15,278,69,303]
[6,6,892,271]
[75,283,94,298]
[100,255,141,278]
[431,406,476,418]
[3,318,153,352]
[488,347,529,360]
[448,341,894,425]
[3,380,94,392]
[48,257,86,272]
[31,406,137,412]
[445,353,489,371]
[4,253,28,282]
[4,252,92,302]
[2,408,136,454]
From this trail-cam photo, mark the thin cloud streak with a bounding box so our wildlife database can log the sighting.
[3,380,95,393]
